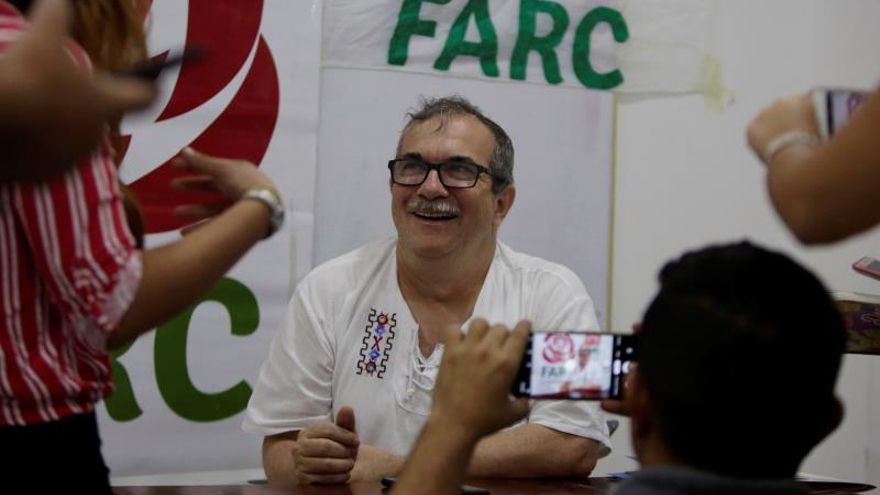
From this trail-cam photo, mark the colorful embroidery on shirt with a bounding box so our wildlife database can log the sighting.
[356,309,397,379]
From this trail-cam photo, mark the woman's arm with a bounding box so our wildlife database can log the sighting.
[109,148,282,348]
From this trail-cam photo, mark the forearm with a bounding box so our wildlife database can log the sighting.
[467,424,599,478]
[263,435,402,484]
[767,90,880,244]
[766,146,838,243]
[392,416,478,495]
[351,444,405,482]
[263,431,310,485]
[109,199,270,347]
[263,435,300,484]
[767,145,874,244]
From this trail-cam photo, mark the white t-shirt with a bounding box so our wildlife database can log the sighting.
[243,238,611,457]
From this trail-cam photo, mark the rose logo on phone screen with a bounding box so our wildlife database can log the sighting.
[542,333,575,363]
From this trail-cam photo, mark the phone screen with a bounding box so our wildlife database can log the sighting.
[512,332,636,400]
[825,90,869,135]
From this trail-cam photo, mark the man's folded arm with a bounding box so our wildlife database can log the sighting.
[468,423,601,478]
[262,431,300,483]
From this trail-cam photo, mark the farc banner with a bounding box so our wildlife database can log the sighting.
[323,0,713,93]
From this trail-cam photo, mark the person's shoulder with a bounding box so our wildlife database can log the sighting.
[494,242,586,290]
[0,3,26,47]
[299,237,396,292]
[0,4,91,69]
[0,2,24,21]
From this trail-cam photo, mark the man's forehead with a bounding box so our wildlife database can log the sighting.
[403,114,490,139]
[399,114,495,160]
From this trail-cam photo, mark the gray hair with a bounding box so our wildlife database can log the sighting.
[398,96,514,193]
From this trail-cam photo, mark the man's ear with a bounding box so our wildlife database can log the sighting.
[823,395,845,439]
[493,184,515,228]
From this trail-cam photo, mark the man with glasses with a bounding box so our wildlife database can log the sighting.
[243,96,610,485]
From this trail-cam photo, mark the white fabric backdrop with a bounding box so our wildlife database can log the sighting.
[99,0,709,476]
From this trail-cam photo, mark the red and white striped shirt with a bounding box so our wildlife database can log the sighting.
[0,2,142,427]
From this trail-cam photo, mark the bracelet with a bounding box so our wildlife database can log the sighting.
[762,130,820,164]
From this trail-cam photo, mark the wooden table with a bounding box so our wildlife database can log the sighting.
[114,479,611,495]
[114,477,877,495]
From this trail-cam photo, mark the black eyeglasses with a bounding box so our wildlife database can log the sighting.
[388,158,496,189]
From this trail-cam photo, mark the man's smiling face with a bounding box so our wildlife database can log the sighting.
[391,114,513,260]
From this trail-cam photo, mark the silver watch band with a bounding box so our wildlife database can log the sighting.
[241,187,284,238]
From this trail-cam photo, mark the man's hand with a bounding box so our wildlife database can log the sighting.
[431,319,531,441]
[600,362,636,416]
[290,407,360,485]
[348,444,405,482]
[0,0,155,180]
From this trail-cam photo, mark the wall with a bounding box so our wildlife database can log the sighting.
[600,0,880,484]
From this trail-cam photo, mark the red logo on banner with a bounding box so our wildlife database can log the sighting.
[542,333,575,364]
[126,0,280,233]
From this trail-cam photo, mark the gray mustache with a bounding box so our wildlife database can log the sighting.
[406,199,460,216]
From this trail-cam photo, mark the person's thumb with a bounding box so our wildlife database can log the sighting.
[336,406,357,434]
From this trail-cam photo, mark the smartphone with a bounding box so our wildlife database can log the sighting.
[381,476,489,495]
[511,331,636,400]
[812,88,870,139]
[853,256,880,281]
[121,47,205,80]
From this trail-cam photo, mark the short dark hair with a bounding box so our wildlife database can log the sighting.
[399,95,513,194]
[639,242,845,478]
[6,1,31,12]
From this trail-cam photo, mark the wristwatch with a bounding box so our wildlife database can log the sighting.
[241,187,284,238]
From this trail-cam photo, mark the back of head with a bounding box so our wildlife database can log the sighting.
[639,241,845,478]
[400,95,514,193]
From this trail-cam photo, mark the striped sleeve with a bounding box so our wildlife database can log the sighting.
[12,145,142,334]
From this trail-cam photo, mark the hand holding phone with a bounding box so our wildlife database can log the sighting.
[511,331,637,400]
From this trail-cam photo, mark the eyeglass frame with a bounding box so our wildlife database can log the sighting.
[387,157,499,189]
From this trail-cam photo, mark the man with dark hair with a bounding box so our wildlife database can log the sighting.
[628,242,844,485]
[391,242,845,495]
[244,95,610,484]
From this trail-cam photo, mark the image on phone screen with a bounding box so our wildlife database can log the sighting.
[511,332,636,400]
